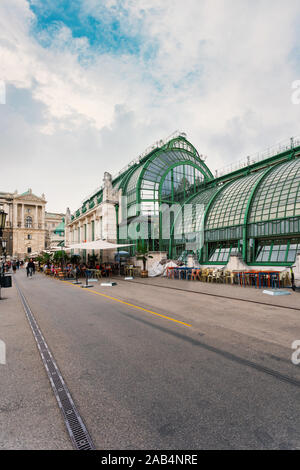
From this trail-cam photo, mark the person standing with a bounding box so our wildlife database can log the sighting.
[27,259,35,278]
[290,267,296,292]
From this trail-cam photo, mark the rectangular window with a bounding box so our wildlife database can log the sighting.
[208,245,233,263]
[256,240,300,264]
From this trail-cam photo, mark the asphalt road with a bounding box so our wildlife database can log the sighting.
[4,269,300,449]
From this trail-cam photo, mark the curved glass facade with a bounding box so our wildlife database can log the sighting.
[71,133,300,266]
[206,171,264,229]
[249,158,300,223]
[174,186,219,238]
[170,152,300,265]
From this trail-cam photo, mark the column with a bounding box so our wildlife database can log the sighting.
[42,205,45,229]
[21,204,24,228]
[86,219,90,242]
[35,205,38,229]
[93,215,96,241]
[13,203,17,228]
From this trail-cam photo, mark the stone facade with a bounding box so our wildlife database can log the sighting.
[45,212,65,248]
[0,189,46,259]
[65,172,120,262]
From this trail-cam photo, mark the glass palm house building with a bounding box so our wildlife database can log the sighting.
[68,132,300,268]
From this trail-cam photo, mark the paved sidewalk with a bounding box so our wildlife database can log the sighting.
[0,273,72,449]
[111,275,300,310]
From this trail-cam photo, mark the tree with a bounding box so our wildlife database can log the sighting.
[53,250,69,268]
[136,243,153,271]
[38,252,52,265]
[88,253,98,267]
[70,254,81,265]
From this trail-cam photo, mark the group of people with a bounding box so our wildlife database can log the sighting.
[42,262,118,279]
[25,259,36,277]
[3,258,121,280]
[2,259,22,273]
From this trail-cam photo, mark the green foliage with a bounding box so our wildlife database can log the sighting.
[88,253,98,266]
[39,252,52,265]
[136,243,153,271]
[52,250,69,266]
[70,254,81,265]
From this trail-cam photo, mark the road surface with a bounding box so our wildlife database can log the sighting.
[1,269,300,450]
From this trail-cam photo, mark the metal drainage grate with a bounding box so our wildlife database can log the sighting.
[15,279,95,450]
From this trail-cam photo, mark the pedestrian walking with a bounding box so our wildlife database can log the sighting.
[25,260,29,277]
[27,259,35,278]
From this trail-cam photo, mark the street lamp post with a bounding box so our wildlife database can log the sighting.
[0,210,7,238]
[0,210,7,300]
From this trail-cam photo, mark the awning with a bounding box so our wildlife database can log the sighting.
[66,240,133,250]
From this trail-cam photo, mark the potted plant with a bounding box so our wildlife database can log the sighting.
[136,245,153,278]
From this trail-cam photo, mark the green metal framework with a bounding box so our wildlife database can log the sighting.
[169,149,300,266]
[71,133,300,266]
[122,137,213,220]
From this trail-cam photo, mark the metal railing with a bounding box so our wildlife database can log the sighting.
[81,130,187,205]
[215,136,300,178]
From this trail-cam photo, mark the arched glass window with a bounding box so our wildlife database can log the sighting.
[25,216,33,228]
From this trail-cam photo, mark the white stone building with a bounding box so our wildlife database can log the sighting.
[65,173,120,262]
[0,189,46,259]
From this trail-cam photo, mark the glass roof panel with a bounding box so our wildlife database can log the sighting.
[249,158,300,222]
[174,186,219,236]
[206,170,265,229]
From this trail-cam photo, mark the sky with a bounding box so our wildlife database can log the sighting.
[1,0,300,213]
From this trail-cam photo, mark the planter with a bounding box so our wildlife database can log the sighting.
[141,270,148,278]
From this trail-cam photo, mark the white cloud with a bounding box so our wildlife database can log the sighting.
[1,0,300,212]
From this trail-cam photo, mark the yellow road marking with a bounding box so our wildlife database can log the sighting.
[62,280,192,327]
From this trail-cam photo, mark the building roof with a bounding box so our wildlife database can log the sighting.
[45,212,65,218]
[54,219,65,234]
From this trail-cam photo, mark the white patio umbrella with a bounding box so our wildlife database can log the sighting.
[66,240,133,250]
[49,246,70,252]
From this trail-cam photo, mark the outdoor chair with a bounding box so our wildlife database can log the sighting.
[207,269,215,282]
[94,270,102,280]
[173,268,180,280]
[224,271,235,284]
[186,269,193,280]
[215,270,224,283]
[280,271,290,287]
[191,269,201,281]
[200,268,209,282]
